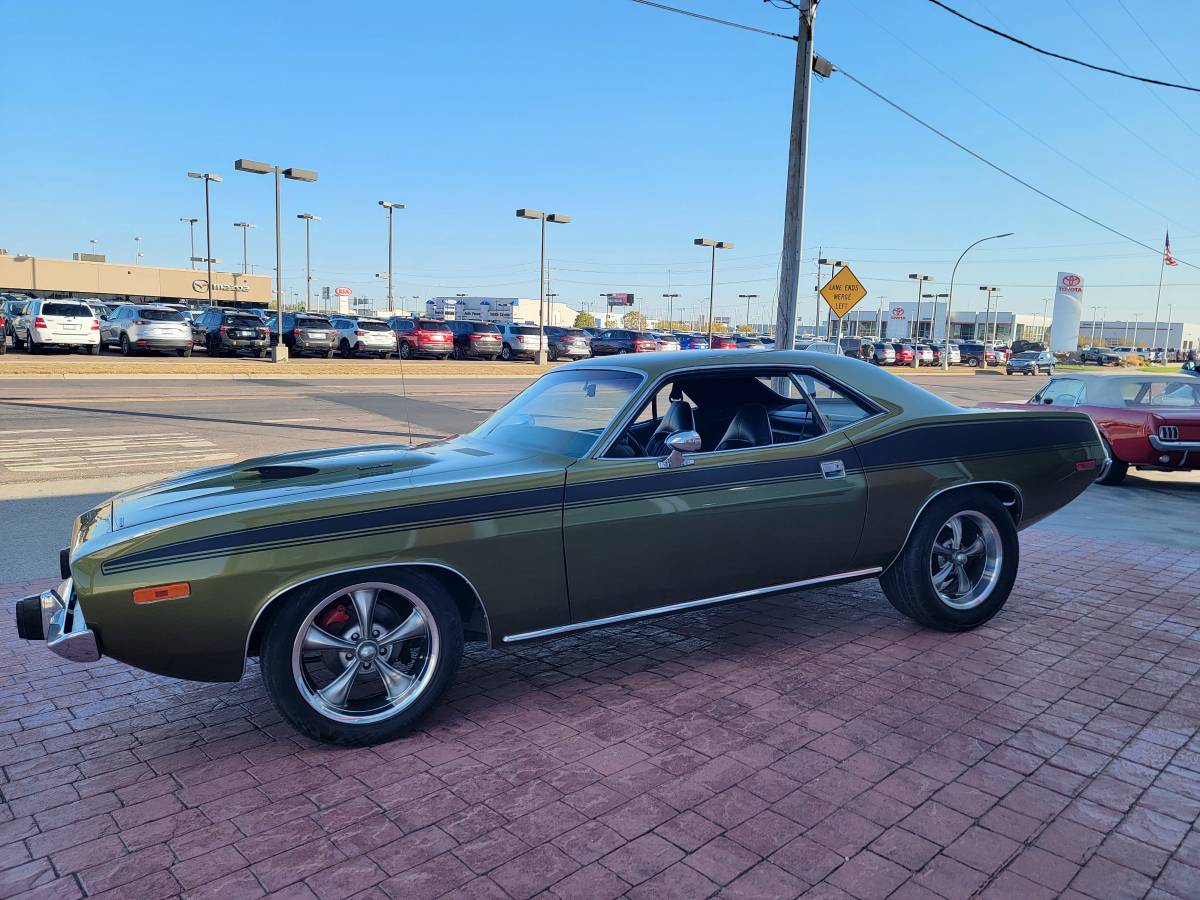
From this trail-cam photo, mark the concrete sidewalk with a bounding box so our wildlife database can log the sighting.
[2,530,1198,899]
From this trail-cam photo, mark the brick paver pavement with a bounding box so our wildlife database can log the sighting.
[2,529,1199,900]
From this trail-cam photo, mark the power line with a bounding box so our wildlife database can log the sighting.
[1113,0,1194,87]
[831,63,1198,270]
[925,0,1200,93]
[627,0,794,40]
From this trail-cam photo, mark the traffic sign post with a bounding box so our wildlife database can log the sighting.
[819,265,868,345]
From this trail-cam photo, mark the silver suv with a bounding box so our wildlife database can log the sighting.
[12,300,100,354]
[330,316,397,358]
[100,304,194,356]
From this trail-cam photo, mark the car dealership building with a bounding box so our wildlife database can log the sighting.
[0,251,271,308]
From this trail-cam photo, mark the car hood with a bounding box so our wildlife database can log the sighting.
[108,437,568,532]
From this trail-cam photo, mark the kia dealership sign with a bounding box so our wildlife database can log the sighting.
[335,286,352,297]
[1049,271,1084,352]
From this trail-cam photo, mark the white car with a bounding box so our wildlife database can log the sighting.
[797,340,838,354]
[650,332,681,352]
[330,316,397,358]
[498,323,547,360]
[100,304,194,356]
[12,300,100,354]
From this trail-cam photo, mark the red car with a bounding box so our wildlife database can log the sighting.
[890,342,915,365]
[710,334,738,350]
[985,373,1200,485]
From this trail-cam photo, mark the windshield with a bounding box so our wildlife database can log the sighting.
[471,368,643,458]
[1015,351,1039,359]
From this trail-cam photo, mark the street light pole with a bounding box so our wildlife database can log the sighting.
[297,214,319,312]
[942,233,1012,370]
[378,201,404,314]
[133,235,142,265]
[908,274,932,367]
[188,172,222,306]
[662,293,679,329]
[234,222,256,275]
[517,209,570,364]
[235,159,318,362]
[738,294,759,331]
[179,218,198,269]
[979,287,999,359]
[816,257,845,340]
[695,238,734,345]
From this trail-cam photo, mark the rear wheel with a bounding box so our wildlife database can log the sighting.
[259,572,463,745]
[324,349,335,359]
[967,357,979,368]
[880,490,1018,631]
[500,344,512,361]
[87,344,99,355]
[12,330,23,351]
[120,334,132,356]
[1096,435,1128,486]
[26,334,38,354]
[340,340,354,359]
[178,347,192,357]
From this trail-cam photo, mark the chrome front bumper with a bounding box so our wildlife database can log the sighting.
[1149,435,1200,451]
[15,579,100,663]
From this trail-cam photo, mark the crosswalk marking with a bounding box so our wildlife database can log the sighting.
[0,430,236,474]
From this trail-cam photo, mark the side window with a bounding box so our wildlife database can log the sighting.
[793,373,874,431]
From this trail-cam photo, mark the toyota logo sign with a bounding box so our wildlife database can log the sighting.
[890,306,906,319]
[1062,274,1080,287]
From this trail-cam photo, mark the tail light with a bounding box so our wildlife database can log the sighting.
[91,319,100,330]
[355,330,365,336]
[470,333,486,340]
[34,316,47,329]
[218,325,227,333]
[132,319,146,325]
[293,328,302,336]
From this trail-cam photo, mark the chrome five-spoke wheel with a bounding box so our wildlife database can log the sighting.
[880,489,1018,631]
[292,582,439,724]
[929,511,1002,610]
[261,570,463,745]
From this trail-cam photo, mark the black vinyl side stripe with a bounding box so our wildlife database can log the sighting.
[102,485,564,575]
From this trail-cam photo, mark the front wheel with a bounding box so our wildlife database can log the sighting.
[259,571,464,745]
[967,357,979,368]
[880,490,1018,631]
[500,344,512,361]
[398,342,412,360]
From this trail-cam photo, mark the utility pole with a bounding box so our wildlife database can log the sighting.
[775,0,819,352]
[908,274,932,367]
[662,293,679,328]
[1089,305,1101,346]
[738,294,759,330]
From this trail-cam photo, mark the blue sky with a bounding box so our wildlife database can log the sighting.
[3,0,1199,325]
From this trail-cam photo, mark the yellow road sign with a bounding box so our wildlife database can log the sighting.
[820,265,868,319]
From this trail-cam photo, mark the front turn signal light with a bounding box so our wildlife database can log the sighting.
[132,582,191,604]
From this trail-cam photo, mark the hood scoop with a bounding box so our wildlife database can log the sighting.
[244,465,322,480]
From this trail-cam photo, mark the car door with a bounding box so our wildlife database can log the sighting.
[562,366,870,624]
[100,306,121,345]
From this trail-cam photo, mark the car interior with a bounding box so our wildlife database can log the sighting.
[605,369,874,459]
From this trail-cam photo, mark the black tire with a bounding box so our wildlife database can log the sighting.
[484,354,498,361]
[548,345,559,362]
[398,341,412,360]
[26,335,38,354]
[967,357,979,368]
[880,489,1018,631]
[87,344,99,355]
[500,344,512,361]
[324,349,335,359]
[12,330,23,351]
[259,569,464,746]
[120,334,132,356]
[340,340,354,359]
[259,349,270,359]
[1096,434,1128,486]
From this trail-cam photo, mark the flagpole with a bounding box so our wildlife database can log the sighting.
[1150,252,1165,362]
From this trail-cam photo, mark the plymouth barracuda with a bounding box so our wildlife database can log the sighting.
[16,351,1106,744]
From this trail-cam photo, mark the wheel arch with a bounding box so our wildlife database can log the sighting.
[243,562,492,673]
[886,480,1023,574]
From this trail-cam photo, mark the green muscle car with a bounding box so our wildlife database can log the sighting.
[16,351,1107,745]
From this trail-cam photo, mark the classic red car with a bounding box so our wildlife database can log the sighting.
[984,373,1200,485]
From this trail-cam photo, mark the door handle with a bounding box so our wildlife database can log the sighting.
[820,460,846,480]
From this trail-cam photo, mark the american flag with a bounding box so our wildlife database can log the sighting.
[1164,230,1178,267]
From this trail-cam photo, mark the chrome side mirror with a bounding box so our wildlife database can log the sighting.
[658,430,701,469]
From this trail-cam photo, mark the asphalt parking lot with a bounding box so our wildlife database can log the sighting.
[2,369,1198,900]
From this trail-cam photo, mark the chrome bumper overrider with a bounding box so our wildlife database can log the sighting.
[17,579,101,663]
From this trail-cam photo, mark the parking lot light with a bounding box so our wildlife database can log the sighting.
[235,159,319,361]
[188,173,222,306]
[378,201,404,314]
[297,214,319,311]
[233,222,256,275]
[517,209,571,364]
[942,232,1012,370]
[695,238,734,345]
[179,218,199,269]
[908,274,933,367]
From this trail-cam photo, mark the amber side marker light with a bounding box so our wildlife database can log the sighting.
[132,583,191,604]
